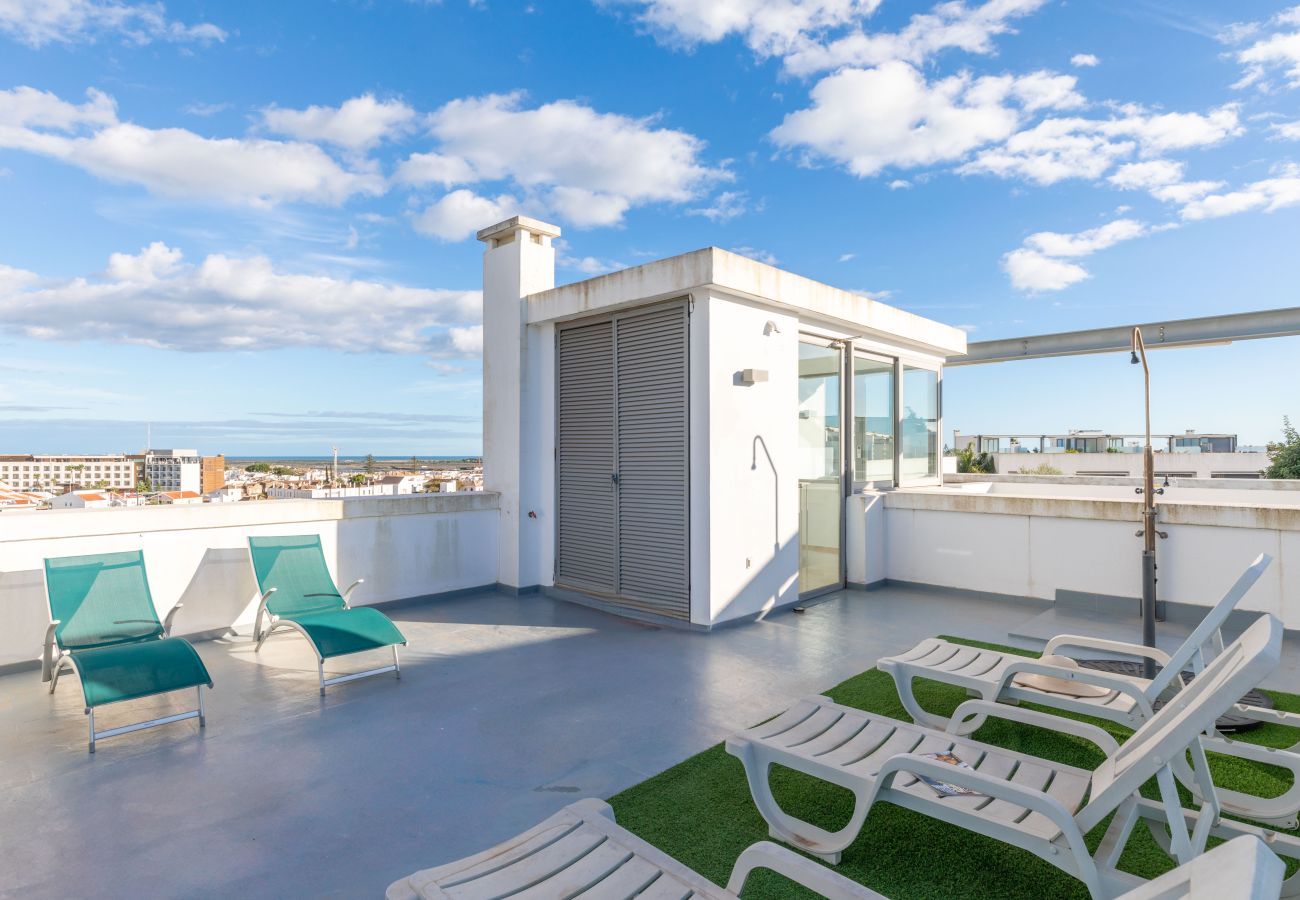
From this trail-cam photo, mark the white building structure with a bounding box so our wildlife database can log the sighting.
[157,490,204,505]
[139,449,202,494]
[477,215,966,629]
[51,490,114,509]
[0,454,135,491]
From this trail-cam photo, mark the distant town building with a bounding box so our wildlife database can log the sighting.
[0,483,51,508]
[952,430,1267,479]
[377,474,424,494]
[133,449,202,494]
[205,486,243,503]
[0,454,135,491]
[51,490,113,509]
[201,455,226,493]
[156,490,204,505]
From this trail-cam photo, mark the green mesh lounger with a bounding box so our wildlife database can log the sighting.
[42,550,213,753]
[247,535,406,694]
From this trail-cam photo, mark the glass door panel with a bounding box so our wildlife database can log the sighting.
[901,365,939,481]
[798,340,843,596]
[853,354,894,484]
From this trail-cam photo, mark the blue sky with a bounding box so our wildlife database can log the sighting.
[1,0,1299,455]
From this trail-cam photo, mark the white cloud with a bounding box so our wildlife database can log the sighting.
[1271,120,1300,140]
[1023,218,1147,257]
[888,178,911,189]
[771,61,1080,177]
[261,95,417,152]
[0,0,225,47]
[1149,179,1224,204]
[609,0,1048,77]
[686,190,748,221]
[422,91,727,229]
[0,243,482,355]
[411,189,516,241]
[783,0,1049,78]
[554,240,625,275]
[1227,5,1300,91]
[0,86,385,206]
[395,151,477,187]
[1108,159,1184,190]
[1001,249,1089,292]
[1070,53,1099,68]
[960,105,1240,185]
[838,252,856,262]
[1002,218,1150,292]
[1180,165,1300,221]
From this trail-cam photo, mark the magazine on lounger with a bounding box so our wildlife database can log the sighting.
[915,752,984,798]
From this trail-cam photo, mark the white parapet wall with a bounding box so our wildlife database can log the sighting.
[849,486,1300,627]
[0,493,500,669]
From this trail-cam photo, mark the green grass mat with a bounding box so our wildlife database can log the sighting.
[608,636,1300,899]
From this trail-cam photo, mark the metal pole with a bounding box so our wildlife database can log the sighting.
[1132,328,1159,679]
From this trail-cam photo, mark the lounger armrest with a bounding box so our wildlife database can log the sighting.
[1043,634,1173,668]
[342,578,364,607]
[254,588,277,641]
[41,620,61,683]
[163,602,183,637]
[998,660,1156,718]
[875,753,1083,839]
[726,841,882,900]
[948,699,1120,756]
[1230,702,1300,730]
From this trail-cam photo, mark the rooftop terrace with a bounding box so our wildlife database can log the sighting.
[2,584,1297,898]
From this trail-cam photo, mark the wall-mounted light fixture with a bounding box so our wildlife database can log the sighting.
[763,320,781,336]
[738,368,769,385]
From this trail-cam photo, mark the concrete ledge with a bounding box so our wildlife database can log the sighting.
[0,492,501,543]
[887,488,1300,530]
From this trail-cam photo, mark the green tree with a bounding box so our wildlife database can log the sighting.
[246,462,271,473]
[955,446,995,474]
[1265,417,1300,479]
[1015,462,1064,476]
[136,477,153,493]
[363,454,377,475]
[349,473,366,486]
[92,479,110,489]
[409,455,421,470]
[271,466,294,476]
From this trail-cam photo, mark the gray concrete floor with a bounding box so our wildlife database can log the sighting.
[1,585,1297,899]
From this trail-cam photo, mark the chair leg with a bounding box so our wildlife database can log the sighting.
[318,660,325,697]
[895,672,961,730]
[393,645,401,680]
[87,708,95,754]
[197,686,206,728]
[49,658,63,695]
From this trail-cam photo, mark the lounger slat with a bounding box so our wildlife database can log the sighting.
[507,841,634,900]
[815,718,898,765]
[443,831,606,899]
[630,875,697,900]
[427,822,578,887]
[797,714,868,757]
[931,646,983,673]
[570,856,673,900]
[748,699,821,742]
[844,728,928,775]
[971,761,1056,829]
[888,638,948,663]
[771,707,846,749]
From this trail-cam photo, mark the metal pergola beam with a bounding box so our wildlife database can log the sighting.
[948,306,1300,366]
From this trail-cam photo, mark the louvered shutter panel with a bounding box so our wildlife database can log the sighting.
[555,320,617,593]
[614,304,690,618]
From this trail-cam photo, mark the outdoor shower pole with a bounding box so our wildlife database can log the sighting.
[1131,327,1159,679]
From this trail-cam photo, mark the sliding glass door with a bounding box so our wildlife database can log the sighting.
[797,339,843,597]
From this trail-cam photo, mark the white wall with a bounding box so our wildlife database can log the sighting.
[852,488,1300,627]
[0,493,499,668]
[705,294,800,624]
[993,451,1267,479]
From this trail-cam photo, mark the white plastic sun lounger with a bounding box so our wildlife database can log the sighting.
[1119,836,1283,900]
[385,797,878,900]
[386,807,1283,900]
[879,553,1300,828]
[728,616,1300,899]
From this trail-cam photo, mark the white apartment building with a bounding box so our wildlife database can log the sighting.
[137,449,202,494]
[0,454,135,490]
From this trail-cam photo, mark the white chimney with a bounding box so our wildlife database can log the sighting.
[477,215,560,591]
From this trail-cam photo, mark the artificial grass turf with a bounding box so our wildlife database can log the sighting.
[608,635,1300,899]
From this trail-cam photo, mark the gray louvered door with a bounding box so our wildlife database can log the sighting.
[555,320,617,593]
[555,301,690,619]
